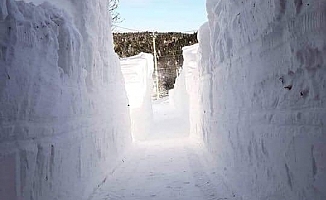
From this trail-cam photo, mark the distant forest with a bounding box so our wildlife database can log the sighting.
[113,32,198,96]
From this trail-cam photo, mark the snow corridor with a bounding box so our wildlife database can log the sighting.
[1,1,325,200]
[88,98,231,200]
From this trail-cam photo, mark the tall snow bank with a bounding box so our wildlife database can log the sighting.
[170,43,203,139]
[120,53,154,141]
[171,23,212,141]
[201,0,326,199]
[0,1,131,200]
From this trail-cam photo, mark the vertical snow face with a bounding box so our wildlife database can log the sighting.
[169,68,189,119]
[171,25,211,140]
[180,44,202,138]
[120,53,154,141]
[169,45,200,138]
[202,0,326,199]
[0,0,131,200]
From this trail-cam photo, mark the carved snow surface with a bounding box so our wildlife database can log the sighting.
[195,0,326,199]
[0,0,131,200]
[120,53,154,141]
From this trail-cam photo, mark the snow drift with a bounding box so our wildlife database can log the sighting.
[120,53,154,141]
[196,0,326,199]
[0,0,131,200]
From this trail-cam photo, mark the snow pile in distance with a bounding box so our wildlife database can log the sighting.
[120,53,154,141]
[0,0,131,200]
[171,44,203,139]
[169,70,189,116]
[201,0,326,199]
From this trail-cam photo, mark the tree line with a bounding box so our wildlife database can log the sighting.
[113,32,198,96]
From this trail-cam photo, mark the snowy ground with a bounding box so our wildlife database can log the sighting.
[147,97,189,140]
[88,98,235,200]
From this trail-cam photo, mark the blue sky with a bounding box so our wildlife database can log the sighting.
[114,0,207,32]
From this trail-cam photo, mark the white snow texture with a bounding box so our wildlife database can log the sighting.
[188,0,326,199]
[1,0,326,200]
[120,53,154,141]
[0,0,131,200]
[171,44,202,139]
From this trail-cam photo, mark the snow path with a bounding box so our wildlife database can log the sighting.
[88,98,234,200]
[148,97,189,140]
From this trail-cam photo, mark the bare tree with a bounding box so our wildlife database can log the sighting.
[109,0,122,27]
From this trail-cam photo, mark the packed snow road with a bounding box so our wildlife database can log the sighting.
[88,98,233,200]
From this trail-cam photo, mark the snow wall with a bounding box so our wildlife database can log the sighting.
[120,53,153,141]
[170,44,202,138]
[169,70,189,117]
[0,1,131,200]
[197,0,326,199]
